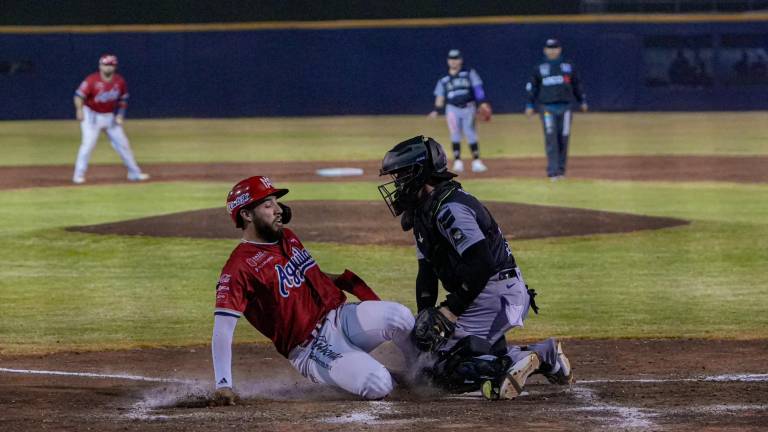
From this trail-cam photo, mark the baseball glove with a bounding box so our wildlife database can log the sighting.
[477,103,493,122]
[412,307,456,352]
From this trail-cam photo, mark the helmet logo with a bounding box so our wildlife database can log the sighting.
[227,192,251,214]
[259,177,274,189]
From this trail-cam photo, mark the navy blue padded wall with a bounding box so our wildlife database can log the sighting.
[1,21,767,119]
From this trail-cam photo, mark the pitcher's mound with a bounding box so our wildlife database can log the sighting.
[68,201,688,244]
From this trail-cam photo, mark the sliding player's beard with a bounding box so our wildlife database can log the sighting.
[255,215,284,243]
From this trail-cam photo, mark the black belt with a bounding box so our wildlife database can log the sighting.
[448,102,475,109]
[498,269,518,281]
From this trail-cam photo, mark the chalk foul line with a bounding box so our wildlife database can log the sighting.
[0,367,192,383]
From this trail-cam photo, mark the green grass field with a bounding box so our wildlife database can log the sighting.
[1,113,766,355]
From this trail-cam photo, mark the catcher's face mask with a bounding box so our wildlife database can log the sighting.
[379,135,456,216]
[378,164,425,216]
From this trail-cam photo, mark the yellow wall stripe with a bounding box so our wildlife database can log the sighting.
[2,13,768,34]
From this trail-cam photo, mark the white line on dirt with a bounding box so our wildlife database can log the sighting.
[571,385,657,429]
[0,367,193,383]
[579,373,768,384]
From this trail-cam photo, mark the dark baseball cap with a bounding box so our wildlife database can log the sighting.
[544,39,561,48]
[447,49,462,59]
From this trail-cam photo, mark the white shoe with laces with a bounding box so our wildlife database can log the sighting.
[72,175,85,184]
[452,159,464,173]
[471,159,488,173]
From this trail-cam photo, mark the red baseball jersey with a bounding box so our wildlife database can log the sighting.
[214,228,379,357]
[75,72,129,114]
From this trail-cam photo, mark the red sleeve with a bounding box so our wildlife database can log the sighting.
[215,266,248,318]
[334,269,380,302]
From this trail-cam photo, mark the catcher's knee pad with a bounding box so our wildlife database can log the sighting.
[361,366,393,400]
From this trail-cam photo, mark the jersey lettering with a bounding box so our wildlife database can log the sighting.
[275,247,317,298]
[542,75,565,86]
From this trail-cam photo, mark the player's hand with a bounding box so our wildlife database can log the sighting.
[580,103,589,113]
[524,107,535,118]
[438,306,458,323]
[76,109,84,121]
[427,110,439,119]
[115,114,124,125]
[209,387,240,406]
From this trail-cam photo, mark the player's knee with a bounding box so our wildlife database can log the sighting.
[385,303,415,333]
[360,367,393,400]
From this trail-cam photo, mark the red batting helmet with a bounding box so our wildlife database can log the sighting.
[99,54,118,66]
[226,176,289,227]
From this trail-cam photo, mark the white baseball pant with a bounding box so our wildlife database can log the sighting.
[288,301,415,400]
[73,107,142,179]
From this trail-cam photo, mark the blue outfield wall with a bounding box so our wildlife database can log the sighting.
[1,20,768,119]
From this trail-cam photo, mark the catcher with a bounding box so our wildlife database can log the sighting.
[378,136,573,400]
[210,176,416,404]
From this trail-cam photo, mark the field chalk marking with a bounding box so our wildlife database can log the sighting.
[579,373,768,384]
[0,367,192,384]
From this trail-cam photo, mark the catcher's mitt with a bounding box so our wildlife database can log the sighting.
[412,307,456,352]
[477,103,493,122]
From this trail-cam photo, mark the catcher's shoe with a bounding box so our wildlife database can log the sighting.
[543,341,574,385]
[482,352,540,400]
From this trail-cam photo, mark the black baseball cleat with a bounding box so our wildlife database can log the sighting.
[481,352,541,400]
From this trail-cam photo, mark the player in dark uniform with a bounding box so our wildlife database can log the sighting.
[378,136,573,400]
[525,39,588,181]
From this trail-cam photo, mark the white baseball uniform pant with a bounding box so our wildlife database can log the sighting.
[73,107,143,179]
[288,301,415,400]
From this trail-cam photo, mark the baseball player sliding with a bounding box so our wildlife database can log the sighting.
[72,54,149,184]
[210,176,416,404]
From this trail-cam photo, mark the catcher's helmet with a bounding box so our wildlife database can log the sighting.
[226,176,289,228]
[99,54,118,66]
[378,135,456,216]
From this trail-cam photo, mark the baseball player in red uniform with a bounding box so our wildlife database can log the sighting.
[72,54,149,184]
[210,176,416,404]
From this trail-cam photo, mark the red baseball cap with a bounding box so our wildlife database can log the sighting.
[226,176,289,227]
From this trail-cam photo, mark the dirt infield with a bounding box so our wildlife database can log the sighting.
[68,200,688,244]
[1,339,766,431]
[1,155,767,190]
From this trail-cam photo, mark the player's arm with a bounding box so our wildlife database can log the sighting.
[211,312,240,405]
[429,80,446,118]
[116,81,129,125]
[469,69,488,105]
[416,258,439,312]
[73,95,84,121]
[329,269,381,302]
[74,80,87,121]
[440,239,495,317]
[435,204,496,318]
[210,269,246,405]
[570,65,588,112]
[525,68,541,116]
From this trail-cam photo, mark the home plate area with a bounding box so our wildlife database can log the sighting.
[1,339,767,431]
